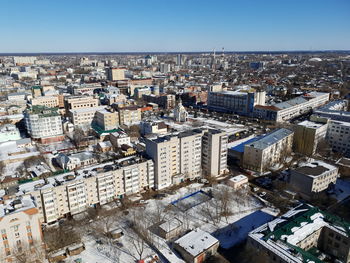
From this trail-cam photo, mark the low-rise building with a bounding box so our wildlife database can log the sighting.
[254,92,329,122]
[64,96,99,111]
[243,128,294,173]
[290,160,338,199]
[248,204,350,263]
[140,120,167,135]
[174,228,220,263]
[208,88,266,115]
[227,174,248,190]
[312,100,350,122]
[95,108,119,130]
[55,152,97,170]
[142,94,176,109]
[157,218,183,240]
[69,106,106,128]
[31,95,59,108]
[110,131,131,148]
[0,124,21,143]
[134,86,152,99]
[117,106,141,126]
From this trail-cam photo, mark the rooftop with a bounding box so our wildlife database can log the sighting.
[246,128,293,150]
[293,160,337,177]
[249,204,350,263]
[297,120,325,129]
[229,174,248,183]
[28,105,60,117]
[174,228,219,257]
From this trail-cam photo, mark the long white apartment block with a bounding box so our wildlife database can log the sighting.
[16,157,154,223]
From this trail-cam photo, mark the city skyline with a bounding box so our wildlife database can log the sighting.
[1,0,349,53]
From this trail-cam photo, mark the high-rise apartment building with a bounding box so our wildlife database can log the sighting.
[145,136,180,190]
[145,129,205,189]
[202,129,228,177]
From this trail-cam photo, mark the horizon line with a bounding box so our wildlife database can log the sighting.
[1,49,350,56]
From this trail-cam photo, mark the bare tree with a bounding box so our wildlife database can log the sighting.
[44,225,81,252]
[90,208,120,243]
[23,155,45,169]
[127,209,153,260]
[15,164,27,178]
[72,127,85,149]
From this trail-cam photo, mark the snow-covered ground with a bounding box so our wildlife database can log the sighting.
[64,182,268,263]
[212,210,274,249]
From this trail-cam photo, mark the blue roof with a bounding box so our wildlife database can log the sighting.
[230,136,262,153]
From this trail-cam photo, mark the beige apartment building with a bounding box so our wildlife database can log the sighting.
[146,136,180,190]
[145,129,204,190]
[106,67,125,81]
[95,109,119,130]
[0,197,43,262]
[64,96,99,111]
[243,128,294,173]
[294,120,328,156]
[19,157,154,224]
[117,106,141,126]
[290,160,338,199]
[202,129,228,177]
[69,106,106,128]
[31,95,59,108]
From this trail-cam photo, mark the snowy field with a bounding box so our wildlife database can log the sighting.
[171,190,211,212]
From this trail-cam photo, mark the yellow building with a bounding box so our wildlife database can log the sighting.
[95,109,119,130]
[107,68,125,81]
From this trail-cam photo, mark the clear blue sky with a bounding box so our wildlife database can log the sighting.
[1,0,349,52]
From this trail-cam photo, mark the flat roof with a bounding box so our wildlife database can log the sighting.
[229,174,248,183]
[175,228,219,257]
[246,128,293,150]
[297,120,325,129]
[293,160,337,177]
